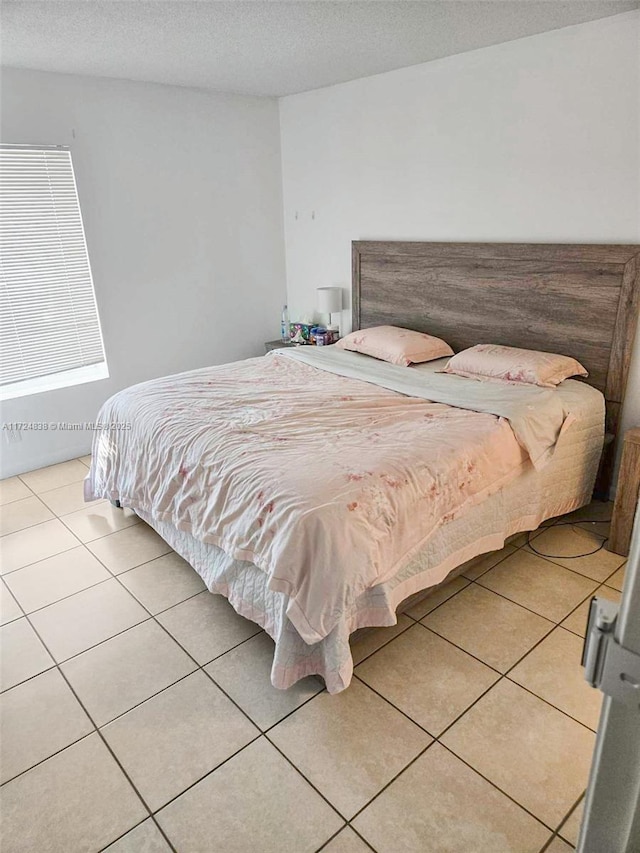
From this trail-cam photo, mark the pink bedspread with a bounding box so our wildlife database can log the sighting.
[87,351,565,643]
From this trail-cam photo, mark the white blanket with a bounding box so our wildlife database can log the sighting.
[86,349,576,644]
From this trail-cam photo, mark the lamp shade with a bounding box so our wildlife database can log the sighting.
[317,287,342,314]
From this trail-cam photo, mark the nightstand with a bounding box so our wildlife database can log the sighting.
[609,427,640,557]
[265,340,299,353]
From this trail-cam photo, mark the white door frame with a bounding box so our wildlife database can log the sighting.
[578,500,640,853]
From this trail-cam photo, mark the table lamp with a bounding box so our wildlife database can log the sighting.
[316,287,342,337]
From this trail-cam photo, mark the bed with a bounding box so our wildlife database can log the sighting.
[86,240,640,692]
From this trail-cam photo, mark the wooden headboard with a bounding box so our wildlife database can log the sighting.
[352,240,640,496]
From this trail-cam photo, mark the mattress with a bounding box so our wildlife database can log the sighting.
[136,374,604,693]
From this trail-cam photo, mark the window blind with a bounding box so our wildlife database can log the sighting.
[0,146,107,391]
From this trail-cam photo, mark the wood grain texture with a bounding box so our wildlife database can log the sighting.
[594,403,621,500]
[609,427,640,556]
[606,254,640,402]
[355,241,640,264]
[352,240,640,497]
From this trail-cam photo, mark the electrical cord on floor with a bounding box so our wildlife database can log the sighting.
[526,519,612,560]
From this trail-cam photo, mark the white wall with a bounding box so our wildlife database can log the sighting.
[0,68,286,478]
[279,11,640,481]
[2,13,639,482]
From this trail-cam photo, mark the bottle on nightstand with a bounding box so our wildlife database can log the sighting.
[280,305,289,342]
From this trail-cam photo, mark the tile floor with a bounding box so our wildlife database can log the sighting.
[0,458,626,852]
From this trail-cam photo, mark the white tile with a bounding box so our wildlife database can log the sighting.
[0,476,32,506]
[38,480,101,516]
[507,528,546,548]
[0,519,79,575]
[442,680,595,827]
[78,455,92,468]
[269,679,431,818]
[460,544,517,580]
[102,671,258,810]
[561,584,620,638]
[547,837,574,853]
[606,564,625,592]
[20,459,88,495]
[422,584,553,672]
[402,576,470,620]
[356,624,498,735]
[559,799,583,846]
[118,551,206,614]
[477,548,598,622]
[0,496,54,536]
[526,525,624,582]
[61,619,197,726]
[353,743,549,853]
[0,580,22,625]
[0,668,93,783]
[19,459,89,494]
[509,628,602,730]
[206,632,323,730]
[4,546,111,613]
[0,617,54,692]
[157,737,343,853]
[0,733,146,852]
[61,502,140,543]
[574,519,610,538]
[564,501,613,526]
[87,523,171,574]
[29,579,148,662]
[157,590,261,664]
[351,615,414,665]
[322,828,372,853]
[103,820,172,853]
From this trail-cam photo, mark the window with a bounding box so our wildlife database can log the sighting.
[0,145,108,400]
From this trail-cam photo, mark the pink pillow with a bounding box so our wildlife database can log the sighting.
[443,344,588,387]
[335,325,453,366]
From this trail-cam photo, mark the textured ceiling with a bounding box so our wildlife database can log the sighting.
[1,1,637,97]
